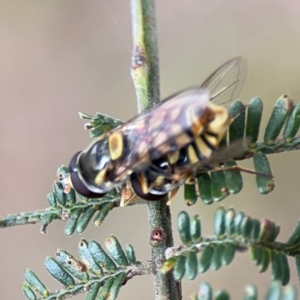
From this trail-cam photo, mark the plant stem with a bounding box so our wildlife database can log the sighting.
[238,136,300,160]
[130,1,180,299]
[0,208,58,228]
[130,0,160,111]
[35,261,155,300]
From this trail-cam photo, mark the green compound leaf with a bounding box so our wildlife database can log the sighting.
[62,197,117,236]
[190,214,202,243]
[173,255,186,281]
[55,249,89,282]
[282,286,298,300]
[184,183,198,206]
[44,256,75,287]
[78,239,103,276]
[44,164,118,236]
[253,152,274,195]
[198,245,214,273]
[40,213,55,234]
[171,209,295,285]
[214,207,226,238]
[278,252,290,286]
[210,244,225,271]
[224,161,243,194]
[259,248,270,273]
[47,192,57,208]
[53,181,66,206]
[214,290,230,300]
[104,235,129,267]
[89,240,117,271]
[185,250,198,280]
[234,211,245,235]
[65,188,76,206]
[22,282,37,300]
[265,281,282,300]
[224,208,236,236]
[210,170,229,202]
[76,206,98,234]
[177,211,192,245]
[246,97,263,145]
[64,207,83,236]
[24,269,49,297]
[23,235,135,299]
[79,111,123,139]
[244,284,258,300]
[98,277,115,299]
[264,95,293,145]
[241,216,253,239]
[249,245,262,267]
[283,102,300,141]
[295,255,300,285]
[258,219,280,242]
[162,257,177,274]
[125,244,137,264]
[229,100,246,143]
[192,281,296,300]
[94,202,114,227]
[197,282,213,300]
[272,250,282,282]
[287,220,300,246]
[85,282,101,300]
[108,272,126,300]
[251,219,261,240]
[222,243,236,266]
[197,173,213,205]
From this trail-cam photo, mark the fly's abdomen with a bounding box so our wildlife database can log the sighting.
[130,103,231,200]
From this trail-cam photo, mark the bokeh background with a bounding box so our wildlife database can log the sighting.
[1,0,300,299]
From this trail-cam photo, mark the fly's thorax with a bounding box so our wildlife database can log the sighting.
[108,132,125,161]
[204,103,230,145]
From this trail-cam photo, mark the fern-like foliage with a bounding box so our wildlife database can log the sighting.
[22,235,152,300]
[1,95,300,235]
[163,209,300,287]
[191,281,297,300]
[1,96,300,299]
[184,95,300,205]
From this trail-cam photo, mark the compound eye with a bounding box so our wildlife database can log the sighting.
[69,152,106,199]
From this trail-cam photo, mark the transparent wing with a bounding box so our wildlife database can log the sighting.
[158,56,247,107]
[200,56,247,105]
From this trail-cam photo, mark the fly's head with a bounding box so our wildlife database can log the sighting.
[69,137,113,198]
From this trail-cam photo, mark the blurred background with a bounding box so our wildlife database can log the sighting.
[1,0,300,299]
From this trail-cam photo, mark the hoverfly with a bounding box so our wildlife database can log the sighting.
[69,57,247,205]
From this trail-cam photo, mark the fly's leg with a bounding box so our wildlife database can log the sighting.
[230,105,247,123]
[121,194,138,207]
[166,187,179,206]
[120,182,137,207]
[212,165,273,178]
